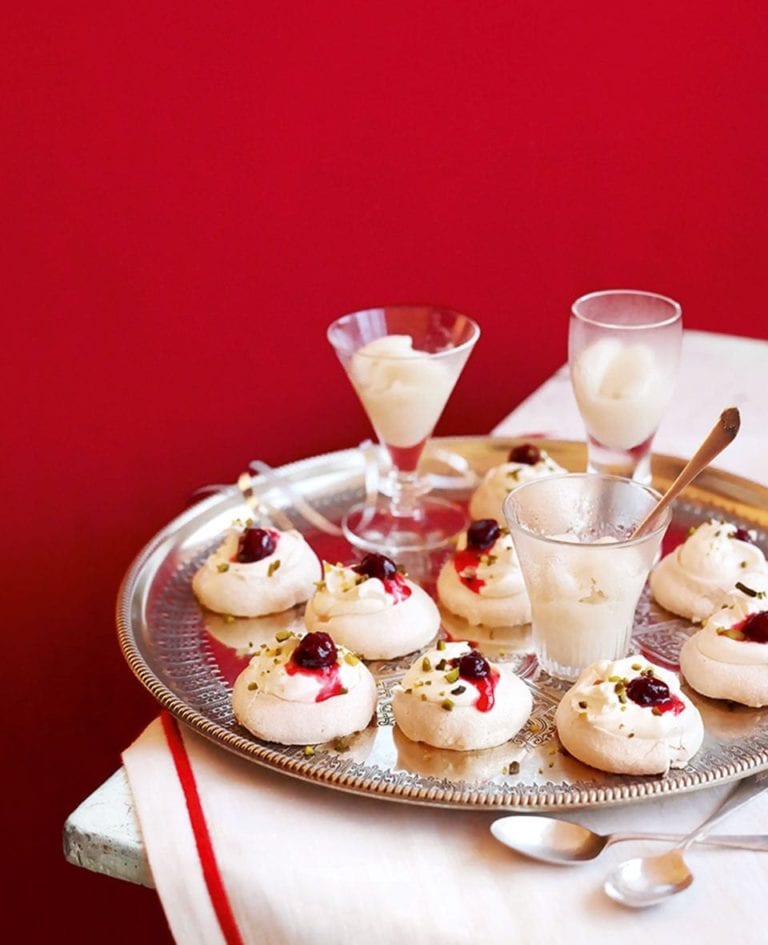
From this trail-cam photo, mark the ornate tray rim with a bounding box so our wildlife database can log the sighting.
[116,437,768,810]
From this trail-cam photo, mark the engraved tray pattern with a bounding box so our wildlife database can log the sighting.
[118,438,768,810]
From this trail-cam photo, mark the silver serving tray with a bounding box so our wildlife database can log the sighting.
[117,437,768,810]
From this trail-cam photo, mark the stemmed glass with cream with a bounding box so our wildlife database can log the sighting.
[327,305,480,554]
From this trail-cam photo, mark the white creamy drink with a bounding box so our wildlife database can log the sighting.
[526,535,649,679]
[571,338,669,449]
[349,335,458,448]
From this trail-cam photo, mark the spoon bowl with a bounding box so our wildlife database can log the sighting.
[604,850,693,907]
[603,772,767,908]
[491,816,607,864]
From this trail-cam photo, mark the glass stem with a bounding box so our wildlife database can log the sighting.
[387,468,423,520]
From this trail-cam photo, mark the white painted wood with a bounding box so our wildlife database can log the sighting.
[63,768,153,887]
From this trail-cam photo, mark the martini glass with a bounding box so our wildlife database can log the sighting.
[569,290,682,484]
[327,305,480,553]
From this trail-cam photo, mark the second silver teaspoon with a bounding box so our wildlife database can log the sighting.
[604,771,768,908]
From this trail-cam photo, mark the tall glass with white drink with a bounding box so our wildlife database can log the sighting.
[569,290,682,484]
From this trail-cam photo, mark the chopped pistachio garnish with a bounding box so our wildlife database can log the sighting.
[303,745,315,757]
[436,639,446,651]
[421,656,432,672]
[435,658,447,671]
[451,685,466,696]
[224,613,236,623]
[578,700,587,709]
[247,682,258,691]
[275,629,291,642]
[332,737,350,753]
[217,563,230,573]
[344,652,360,666]
[268,559,281,577]
[444,667,460,683]
[508,760,520,774]
[736,581,759,598]
[631,663,642,671]
[313,579,327,591]
[441,699,454,711]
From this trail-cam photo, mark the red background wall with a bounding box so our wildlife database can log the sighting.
[5,3,767,941]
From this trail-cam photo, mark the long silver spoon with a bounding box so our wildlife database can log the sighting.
[604,771,768,908]
[631,406,740,539]
[490,814,768,865]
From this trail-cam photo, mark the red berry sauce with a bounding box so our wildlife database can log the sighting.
[732,527,756,545]
[626,674,684,716]
[235,527,278,563]
[452,649,499,712]
[508,443,541,465]
[286,632,344,702]
[353,553,411,602]
[735,610,768,644]
[453,520,501,593]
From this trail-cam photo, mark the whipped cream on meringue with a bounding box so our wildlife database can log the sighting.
[650,520,768,622]
[437,526,531,627]
[694,575,768,666]
[392,640,533,750]
[304,560,440,660]
[554,655,704,773]
[469,450,566,521]
[239,631,368,703]
[398,641,492,709]
[192,527,319,617]
[349,335,458,448]
[679,572,768,707]
[561,657,689,740]
[308,561,409,620]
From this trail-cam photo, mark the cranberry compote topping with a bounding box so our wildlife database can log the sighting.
[626,675,671,707]
[236,527,277,563]
[733,527,756,545]
[741,611,768,644]
[457,649,491,680]
[466,519,501,550]
[508,443,541,465]
[353,553,398,581]
[292,632,337,669]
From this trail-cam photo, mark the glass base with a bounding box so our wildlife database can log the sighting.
[342,495,467,554]
[586,433,653,484]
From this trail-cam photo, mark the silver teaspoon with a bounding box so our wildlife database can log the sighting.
[490,814,768,865]
[604,771,768,908]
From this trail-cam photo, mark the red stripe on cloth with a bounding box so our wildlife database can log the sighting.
[161,711,245,945]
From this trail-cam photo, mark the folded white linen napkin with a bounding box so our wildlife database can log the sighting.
[123,714,768,945]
